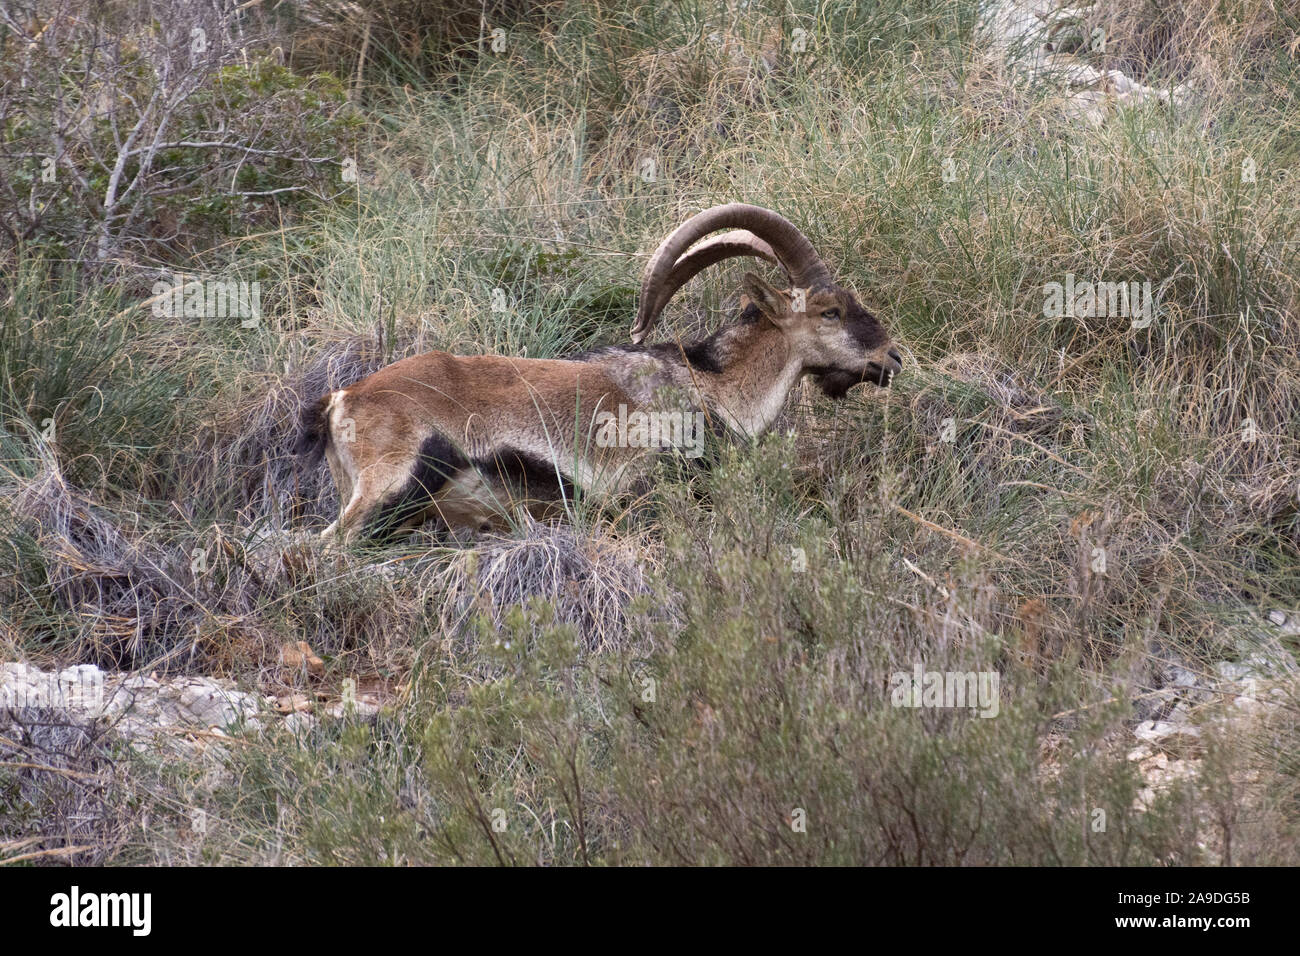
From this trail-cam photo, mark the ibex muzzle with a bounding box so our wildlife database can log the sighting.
[294,204,901,541]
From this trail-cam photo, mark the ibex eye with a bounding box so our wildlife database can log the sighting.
[822,309,841,321]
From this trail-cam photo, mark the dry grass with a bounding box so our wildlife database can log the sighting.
[1,0,1297,864]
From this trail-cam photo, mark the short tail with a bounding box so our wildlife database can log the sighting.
[291,394,331,468]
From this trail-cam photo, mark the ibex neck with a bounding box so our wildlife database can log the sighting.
[696,320,802,438]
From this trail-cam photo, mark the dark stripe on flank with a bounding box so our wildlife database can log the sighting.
[366,431,468,539]
[473,448,576,505]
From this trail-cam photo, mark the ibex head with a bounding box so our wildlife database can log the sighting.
[629,204,902,398]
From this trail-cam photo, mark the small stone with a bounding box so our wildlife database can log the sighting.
[177,681,258,729]
[324,698,381,719]
[1215,661,1253,682]
[274,693,312,714]
[283,712,317,735]
[1243,654,1277,677]
[119,675,161,691]
[278,641,325,677]
[1134,720,1201,757]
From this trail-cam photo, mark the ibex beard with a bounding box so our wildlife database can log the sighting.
[293,205,903,543]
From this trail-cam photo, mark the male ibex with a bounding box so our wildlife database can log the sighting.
[293,204,903,541]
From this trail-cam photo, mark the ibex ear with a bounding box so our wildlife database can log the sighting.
[740,272,791,326]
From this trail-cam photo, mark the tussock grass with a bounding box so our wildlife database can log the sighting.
[417,516,660,656]
[1,456,279,671]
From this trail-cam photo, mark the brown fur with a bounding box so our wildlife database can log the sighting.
[304,272,901,541]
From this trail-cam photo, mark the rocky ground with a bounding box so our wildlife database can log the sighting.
[0,645,388,759]
[984,0,1195,125]
[3,611,1294,782]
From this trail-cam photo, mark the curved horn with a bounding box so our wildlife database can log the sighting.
[649,230,781,323]
[631,203,832,344]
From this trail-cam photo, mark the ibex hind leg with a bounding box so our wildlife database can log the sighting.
[358,431,494,541]
[320,473,407,545]
[339,464,507,542]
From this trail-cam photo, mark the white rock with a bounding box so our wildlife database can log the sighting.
[1134,719,1201,743]
[176,681,258,728]
[981,0,1196,125]
[1,662,268,754]
[1216,661,1254,682]
[283,712,318,735]
[324,698,381,720]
